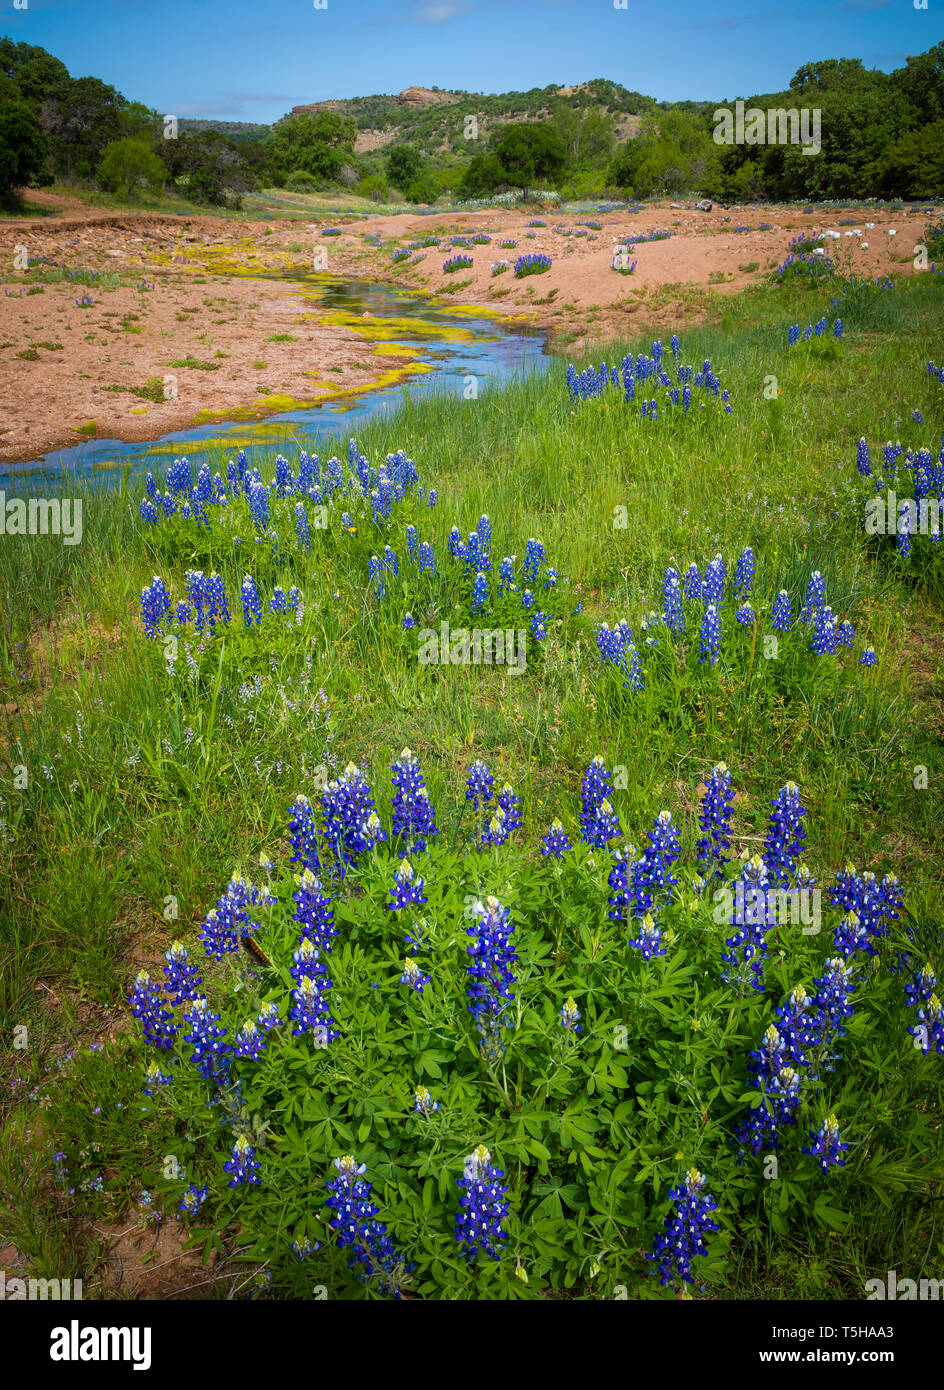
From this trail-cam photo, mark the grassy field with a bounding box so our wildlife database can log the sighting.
[0,259,942,1299]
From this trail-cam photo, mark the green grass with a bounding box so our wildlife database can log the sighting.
[0,266,942,1299]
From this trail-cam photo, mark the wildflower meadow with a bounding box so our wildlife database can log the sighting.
[3,242,941,1316]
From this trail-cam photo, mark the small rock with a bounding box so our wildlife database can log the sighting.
[693,200,713,212]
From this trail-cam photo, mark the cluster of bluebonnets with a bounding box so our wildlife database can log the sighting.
[139,571,302,640]
[596,551,877,687]
[443,254,474,273]
[566,336,732,417]
[855,401,944,560]
[137,439,433,539]
[788,317,843,345]
[367,518,572,640]
[124,746,934,1294]
[513,253,552,277]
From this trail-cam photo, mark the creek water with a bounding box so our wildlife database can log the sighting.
[5,275,550,485]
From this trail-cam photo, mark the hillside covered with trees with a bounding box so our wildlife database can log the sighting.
[1,35,941,207]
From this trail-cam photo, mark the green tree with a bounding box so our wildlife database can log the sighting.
[490,120,567,190]
[96,137,167,198]
[385,143,423,190]
[871,118,944,199]
[269,111,356,183]
[0,88,51,198]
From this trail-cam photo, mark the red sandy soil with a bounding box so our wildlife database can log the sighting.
[1,191,940,463]
[342,200,942,350]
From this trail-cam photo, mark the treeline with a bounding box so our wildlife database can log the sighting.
[2,35,942,207]
[0,36,277,204]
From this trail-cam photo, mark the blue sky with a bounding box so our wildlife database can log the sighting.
[3,0,936,121]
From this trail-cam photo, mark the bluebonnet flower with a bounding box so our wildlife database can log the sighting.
[720,855,775,994]
[269,586,286,613]
[257,1001,283,1033]
[466,896,517,1059]
[247,480,270,530]
[388,859,428,912]
[856,438,872,476]
[662,567,684,635]
[199,877,272,962]
[833,319,843,339]
[737,1032,803,1154]
[800,571,826,621]
[629,810,681,921]
[291,936,325,982]
[912,409,922,424]
[179,1184,208,1216]
[697,762,735,879]
[290,972,338,1042]
[391,748,438,851]
[295,502,311,551]
[774,983,826,1069]
[703,554,727,606]
[813,957,856,1039]
[829,864,902,953]
[326,1155,411,1297]
[734,546,756,596]
[293,868,337,952]
[764,782,807,887]
[480,784,523,848]
[399,957,430,993]
[182,996,232,1082]
[909,993,944,1055]
[771,589,793,632]
[140,577,171,639]
[288,794,320,873]
[833,909,870,958]
[129,971,177,1049]
[906,966,944,1055]
[402,612,416,630]
[162,941,202,1006]
[810,605,840,655]
[646,1168,719,1287]
[368,554,388,599]
[803,1114,850,1173]
[291,1235,321,1259]
[413,1085,439,1115]
[240,575,262,627]
[836,620,855,648]
[530,610,547,642]
[234,1017,267,1061]
[322,763,386,869]
[859,646,877,666]
[626,641,645,691]
[541,818,572,857]
[561,997,582,1032]
[455,1145,510,1262]
[628,912,666,960]
[497,555,517,596]
[143,1059,173,1095]
[224,1136,261,1188]
[699,604,721,664]
[465,759,493,811]
[581,756,617,839]
[523,538,546,583]
[905,964,937,1010]
[520,588,534,612]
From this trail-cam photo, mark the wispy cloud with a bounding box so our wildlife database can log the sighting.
[415,2,473,21]
[227,91,294,103]
[691,7,792,31]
